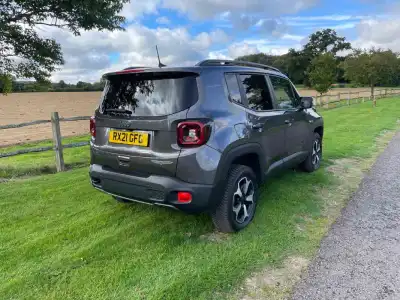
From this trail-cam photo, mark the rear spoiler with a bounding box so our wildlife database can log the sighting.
[102,67,201,78]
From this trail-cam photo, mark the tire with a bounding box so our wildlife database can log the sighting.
[113,196,133,203]
[211,164,259,233]
[300,132,322,173]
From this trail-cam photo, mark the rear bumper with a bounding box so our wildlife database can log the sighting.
[89,164,216,213]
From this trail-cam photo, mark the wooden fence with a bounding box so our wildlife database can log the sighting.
[1,89,400,172]
[313,88,400,108]
[0,112,91,172]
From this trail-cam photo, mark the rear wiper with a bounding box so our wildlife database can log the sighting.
[104,109,133,115]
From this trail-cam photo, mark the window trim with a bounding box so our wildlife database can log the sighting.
[237,72,275,112]
[267,74,301,111]
[223,72,249,109]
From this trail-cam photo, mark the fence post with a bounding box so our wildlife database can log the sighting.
[51,112,65,172]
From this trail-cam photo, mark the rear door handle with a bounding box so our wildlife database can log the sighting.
[284,119,292,126]
[251,123,264,130]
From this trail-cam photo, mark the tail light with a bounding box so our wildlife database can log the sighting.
[90,116,96,137]
[177,121,211,147]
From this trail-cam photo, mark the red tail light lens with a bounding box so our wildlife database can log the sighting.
[90,116,96,137]
[177,192,192,203]
[177,121,211,147]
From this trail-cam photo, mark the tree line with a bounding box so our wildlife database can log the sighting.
[4,79,106,93]
[236,29,400,98]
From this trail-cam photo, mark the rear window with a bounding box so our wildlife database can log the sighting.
[100,72,198,117]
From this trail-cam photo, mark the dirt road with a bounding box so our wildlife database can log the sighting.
[293,131,400,300]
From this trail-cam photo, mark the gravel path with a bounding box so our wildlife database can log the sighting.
[293,131,400,300]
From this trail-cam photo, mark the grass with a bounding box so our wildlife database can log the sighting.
[1,98,400,299]
[0,135,90,178]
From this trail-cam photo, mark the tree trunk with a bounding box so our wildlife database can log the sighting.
[371,84,376,107]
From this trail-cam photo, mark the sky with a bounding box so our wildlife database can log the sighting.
[37,0,400,83]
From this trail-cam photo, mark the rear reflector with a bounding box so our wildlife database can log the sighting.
[90,116,96,137]
[177,192,192,203]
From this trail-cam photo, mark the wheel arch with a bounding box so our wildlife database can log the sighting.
[214,143,266,185]
[314,125,324,138]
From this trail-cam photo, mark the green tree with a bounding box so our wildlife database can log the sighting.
[0,74,12,94]
[76,81,86,89]
[309,53,337,95]
[303,29,352,57]
[234,29,352,86]
[0,0,128,88]
[342,48,399,105]
[58,80,67,89]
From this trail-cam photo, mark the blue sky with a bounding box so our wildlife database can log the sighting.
[44,0,400,82]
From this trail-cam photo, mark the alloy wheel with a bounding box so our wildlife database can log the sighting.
[312,138,322,166]
[232,177,255,224]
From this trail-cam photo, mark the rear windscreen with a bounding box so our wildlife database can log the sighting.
[100,72,198,117]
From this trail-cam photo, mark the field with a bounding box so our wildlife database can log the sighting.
[0,92,101,146]
[0,87,383,146]
[1,98,400,299]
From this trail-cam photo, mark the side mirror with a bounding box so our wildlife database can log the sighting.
[300,97,314,109]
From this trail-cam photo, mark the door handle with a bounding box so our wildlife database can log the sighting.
[284,119,293,126]
[251,123,264,130]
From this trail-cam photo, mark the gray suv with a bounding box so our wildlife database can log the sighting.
[89,59,323,232]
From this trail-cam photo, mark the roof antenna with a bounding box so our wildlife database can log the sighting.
[156,45,167,68]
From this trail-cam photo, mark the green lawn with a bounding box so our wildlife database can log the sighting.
[0,135,90,178]
[1,98,400,299]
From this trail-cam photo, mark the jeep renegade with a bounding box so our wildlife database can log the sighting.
[89,59,324,232]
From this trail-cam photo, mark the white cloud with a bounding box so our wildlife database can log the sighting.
[121,0,160,20]
[228,43,260,58]
[357,18,400,44]
[281,34,304,42]
[156,16,170,24]
[38,24,231,82]
[285,15,365,21]
[163,0,318,20]
[349,17,400,52]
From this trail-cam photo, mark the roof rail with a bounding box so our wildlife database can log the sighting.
[196,59,281,73]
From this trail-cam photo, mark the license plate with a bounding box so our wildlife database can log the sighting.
[109,130,149,147]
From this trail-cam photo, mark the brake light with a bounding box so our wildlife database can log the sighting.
[90,116,96,137]
[177,192,192,203]
[177,121,211,147]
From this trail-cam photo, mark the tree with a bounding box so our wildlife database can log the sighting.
[303,29,352,57]
[309,53,337,95]
[342,48,400,105]
[0,74,12,94]
[76,81,86,89]
[234,29,352,86]
[0,0,128,87]
[58,80,67,89]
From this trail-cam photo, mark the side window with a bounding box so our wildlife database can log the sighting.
[224,74,242,104]
[239,74,273,111]
[269,76,299,109]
